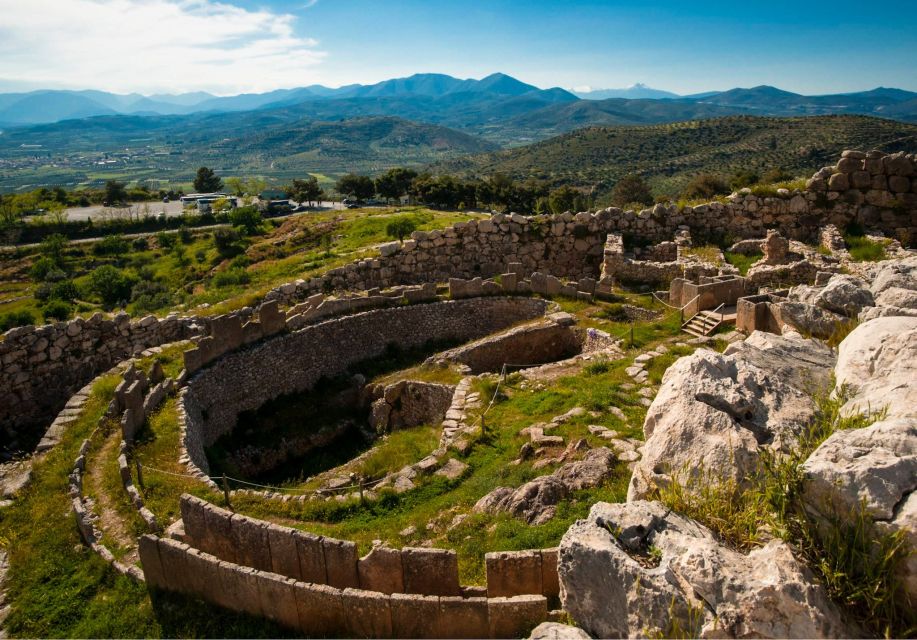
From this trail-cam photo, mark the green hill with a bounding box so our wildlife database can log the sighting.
[433,115,917,196]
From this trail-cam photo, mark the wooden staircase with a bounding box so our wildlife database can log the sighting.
[682,309,731,337]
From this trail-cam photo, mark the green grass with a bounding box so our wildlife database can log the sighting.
[680,245,723,265]
[724,251,763,275]
[844,234,888,262]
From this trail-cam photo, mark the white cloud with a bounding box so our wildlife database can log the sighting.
[0,0,327,94]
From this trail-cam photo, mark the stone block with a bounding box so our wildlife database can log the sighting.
[254,571,301,630]
[230,514,273,571]
[294,582,344,637]
[341,588,393,638]
[156,538,194,595]
[138,535,166,589]
[540,548,560,598]
[241,321,263,345]
[184,547,217,598]
[259,300,286,336]
[486,550,543,597]
[402,547,461,596]
[440,596,489,639]
[322,537,360,588]
[216,562,263,618]
[391,592,441,638]
[294,531,327,584]
[358,546,404,594]
[545,275,563,296]
[201,502,237,563]
[500,272,518,292]
[530,272,548,295]
[488,595,549,639]
[267,523,302,580]
[178,494,207,546]
[210,314,244,353]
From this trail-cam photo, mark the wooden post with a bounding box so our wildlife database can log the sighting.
[359,477,365,504]
[222,474,233,511]
[135,459,144,489]
[630,323,635,348]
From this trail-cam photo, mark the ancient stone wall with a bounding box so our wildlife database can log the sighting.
[266,151,917,308]
[429,315,581,374]
[180,297,549,475]
[0,312,200,451]
[140,533,549,638]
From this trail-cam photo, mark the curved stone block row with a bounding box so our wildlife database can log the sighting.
[179,297,551,477]
[140,533,549,638]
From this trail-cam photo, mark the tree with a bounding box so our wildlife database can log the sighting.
[229,206,263,235]
[386,217,418,243]
[682,174,729,200]
[336,174,375,201]
[193,167,223,193]
[375,168,417,203]
[288,177,325,206]
[225,177,245,197]
[104,180,128,205]
[610,175,653,207]
[548,185,578,215]
[40,233,68,265]
[88,265,135,308]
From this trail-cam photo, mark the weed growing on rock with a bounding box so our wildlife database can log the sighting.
[653,385,912,636]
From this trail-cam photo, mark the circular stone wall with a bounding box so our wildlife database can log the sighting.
[180,297,550,475]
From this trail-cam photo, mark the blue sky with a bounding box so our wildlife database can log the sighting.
[0,0,915,95]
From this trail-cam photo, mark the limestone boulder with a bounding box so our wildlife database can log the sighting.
[869,256,917,297]
[528,622,591,640]
[559,501,850,639]
[875,286,917,309]
[813,274,874,317]
[801,417,917,599]
[835,316,917,420]
[774,301,846,339]
[475,448,617,525]
[629,331,835,500]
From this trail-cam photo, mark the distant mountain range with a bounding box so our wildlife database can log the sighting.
[573,84,681,100]
[1,72,916,191]
[1,74,915,131]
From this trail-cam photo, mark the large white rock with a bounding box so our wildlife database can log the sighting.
[629,331,835,500]
[813,274,874,317]
[875,286,917,309]
[835,316,917,420]
[869,256,917,297]
[559,501,850,639]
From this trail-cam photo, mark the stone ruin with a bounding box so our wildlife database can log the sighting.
[4,149,917,639]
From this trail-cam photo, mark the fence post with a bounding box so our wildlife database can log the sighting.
[222,474,233,511]
[135,459,144,489]
[630,323,635,348]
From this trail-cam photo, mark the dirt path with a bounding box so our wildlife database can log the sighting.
[86,430,139,565]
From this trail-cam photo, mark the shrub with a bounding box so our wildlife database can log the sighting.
[131,237,149,251]
[681,174,729,200]
[211,268,251,288]
[610,175,653,207]
[155,231,175,249]
[92,234,129,256]
[729,170,759,190]
[29,256,59,282]
[229,206,263,235]
[50,280,78,302]
[386,218,418,242]
[178,226,193,244]
[130,281,172,314]
[39,233,67,264]
[0,310,36,331]
[41,299,71,322]
[213,227,243,258]
[88,265,135,308]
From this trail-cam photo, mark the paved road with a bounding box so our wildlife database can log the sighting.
[61,200,345,221]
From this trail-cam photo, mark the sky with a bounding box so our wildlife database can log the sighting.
[0,0,915,96]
